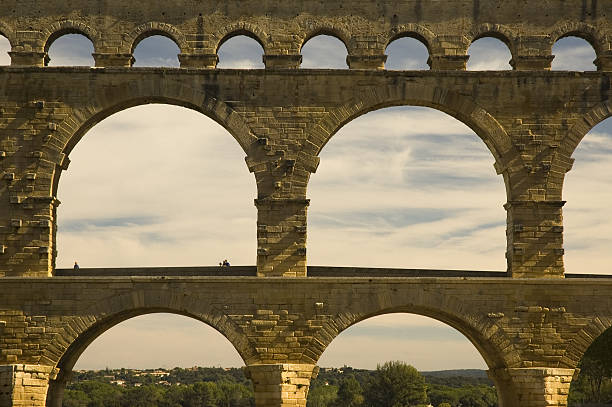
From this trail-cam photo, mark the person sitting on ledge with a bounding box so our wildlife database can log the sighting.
[222,259,230,267]
[73,261,80,270]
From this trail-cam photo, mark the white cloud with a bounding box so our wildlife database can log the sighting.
[47,34,95,67]
[301,35,349,69]
[467,37,513,71]
[217,36,264,69]
[552,37,597,71]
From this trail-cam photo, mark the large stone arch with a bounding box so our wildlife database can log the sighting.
[304,296,515,372]
[42,77,258,198]
[563,314,612,371]
[306,84,520,199]
[554,100,612,194]
[44,288,257,406]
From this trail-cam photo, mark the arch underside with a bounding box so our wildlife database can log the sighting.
[309,84,516,200]
[45,293,256,406]
[49,80,257,198]
[316,305,511,373]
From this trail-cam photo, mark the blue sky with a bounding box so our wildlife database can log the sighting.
[0,33,606,371]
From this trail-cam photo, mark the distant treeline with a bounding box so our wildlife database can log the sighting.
[62,363,498,407]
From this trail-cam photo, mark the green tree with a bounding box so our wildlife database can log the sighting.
[331,375,363,407]
[438,403,452,407]
[363,361,427,407]
[307,384,338,407]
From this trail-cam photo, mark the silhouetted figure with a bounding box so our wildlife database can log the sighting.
[222,259,230,267]
[73,261,80,270]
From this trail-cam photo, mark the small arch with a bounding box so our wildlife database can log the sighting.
[125,22,188,56]
[467,36,513,70]
[300,27,352,54]
[216,29,267,55]
[552,35,598,71]
[385,33,430,70]
[468,25,516,53]
[551,21,605,55]
[42,20,99,53]
[217,33,265,69]
[301,33,350,69]
[45,33,95,67]
[132,35,180,67]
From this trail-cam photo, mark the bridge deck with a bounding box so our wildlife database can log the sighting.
[53,266,612,279]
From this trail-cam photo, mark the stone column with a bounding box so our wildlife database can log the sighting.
[263,55,302,69]
[505,200,565,278]
[255,198,309,277]
[178,53,219,68]
[0,364,56,407]
[245,364,318,407]
[511,37,555,71]
[510,55,554,71]
[92,53,134,67]
[346,55,387,70]
[488,368,574,407]
[595,52,612,72]
[9,52,46,67]
[427,55,469,70]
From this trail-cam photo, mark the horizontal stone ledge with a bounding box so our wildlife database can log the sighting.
[0,66,608,79]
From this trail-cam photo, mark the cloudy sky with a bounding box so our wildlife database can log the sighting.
[0,34,606,371]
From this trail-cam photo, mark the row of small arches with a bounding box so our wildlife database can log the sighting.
[0,32,600,71]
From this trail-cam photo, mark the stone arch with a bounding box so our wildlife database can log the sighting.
[213,22,270,54]
[384,24,436,54]
[298,23,355,55]
[125,22,189,55]
[44,289,257,406]
[554,100,612,183]
[306,296,516,371]
[563,315,612,370]
[42,19,100,54]
[467,24,518,60]
[43,78,257,198]
[0,20,15,48]
[306,84,519,198]
[550,21,607,56]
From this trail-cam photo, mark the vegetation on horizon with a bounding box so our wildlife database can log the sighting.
[62,363,498,407]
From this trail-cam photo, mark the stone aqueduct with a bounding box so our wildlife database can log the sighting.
[1,0,612,406]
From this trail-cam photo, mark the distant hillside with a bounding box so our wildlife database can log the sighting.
[421,369,489,378]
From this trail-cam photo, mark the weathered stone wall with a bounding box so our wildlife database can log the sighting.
[0,0,611,70]
[0,276,611,406]
[0,69,609,277]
